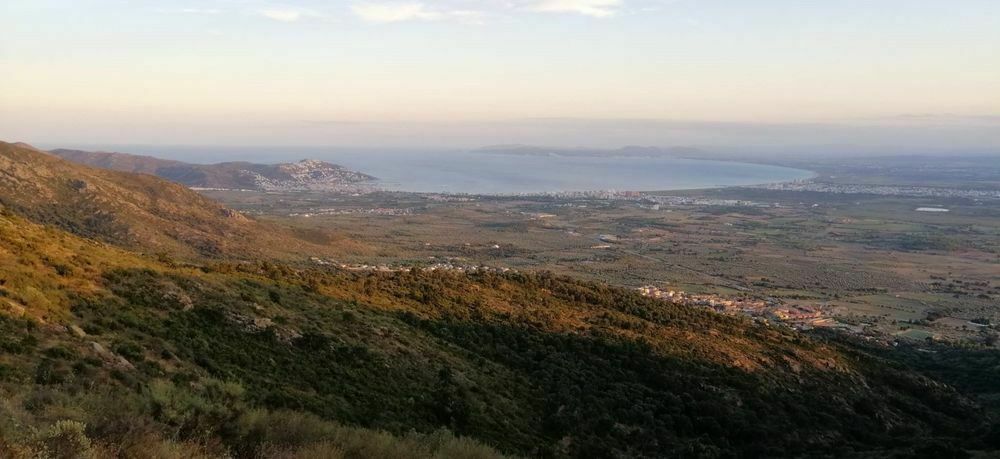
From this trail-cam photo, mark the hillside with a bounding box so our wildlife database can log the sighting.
[51,148,375,192]
[0,142,337,259]
[0,212,511,457]
[0,213,994,456]
[0,141,996,457]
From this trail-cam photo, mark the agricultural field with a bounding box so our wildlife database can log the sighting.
[201,185,1000,345]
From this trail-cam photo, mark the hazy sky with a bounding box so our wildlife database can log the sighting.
[2,0,998,149]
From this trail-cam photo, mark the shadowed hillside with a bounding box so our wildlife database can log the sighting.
[0,211,993,457]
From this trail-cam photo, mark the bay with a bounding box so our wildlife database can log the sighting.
[76,146,814,194]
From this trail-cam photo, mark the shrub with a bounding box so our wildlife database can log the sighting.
[146,378,245,440]
[39,420,92,459]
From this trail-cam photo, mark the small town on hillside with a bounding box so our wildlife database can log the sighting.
[637,285,837,327]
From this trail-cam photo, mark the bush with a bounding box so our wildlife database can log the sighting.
[39,420,92,459]
[233,410,507,459]
[146,378,245,440]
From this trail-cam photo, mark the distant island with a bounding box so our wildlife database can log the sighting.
[474,144,707,158]
[51,148,376,192]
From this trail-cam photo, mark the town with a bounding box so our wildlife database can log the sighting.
[636,285,843,331]
[289,207,413,217]
[310,256,515,274]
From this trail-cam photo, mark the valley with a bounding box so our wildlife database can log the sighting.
[204,172,1000,347]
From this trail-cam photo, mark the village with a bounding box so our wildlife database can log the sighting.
[637,285,847,331]
[310,256,515,275]
[289,207,413,217]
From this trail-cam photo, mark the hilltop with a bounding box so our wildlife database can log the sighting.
[51,148,376,192]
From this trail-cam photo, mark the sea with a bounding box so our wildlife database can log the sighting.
[66,145,814,194]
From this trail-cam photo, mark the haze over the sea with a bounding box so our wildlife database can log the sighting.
[3,0,998,153]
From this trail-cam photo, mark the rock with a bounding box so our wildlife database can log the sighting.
[69,324,87,337]
[253,317,273,329]
[115,356,135,370]
[90,342,108,356]
[275,327,303,343]
[226,311,275,333]
[162,287,194,311]
[90,341,135,370]
[220,208,249,222]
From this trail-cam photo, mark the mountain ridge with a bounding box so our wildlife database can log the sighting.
[51,148,376,192]
[0,142,349,259]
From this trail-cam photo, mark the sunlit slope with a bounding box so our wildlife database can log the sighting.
[0,209,152,320]
[0,209,987,456]
[0,142,322,258]
[0,143,992,456]
[50,147,375,191]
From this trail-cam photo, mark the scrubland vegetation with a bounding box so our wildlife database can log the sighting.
[1,209,995,457]
[2,142,999,457]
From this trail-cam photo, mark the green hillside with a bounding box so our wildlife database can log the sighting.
[0,143,996,458]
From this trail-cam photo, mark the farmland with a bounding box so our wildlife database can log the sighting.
[201,181,1000,345]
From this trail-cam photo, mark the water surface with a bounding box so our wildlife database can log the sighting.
[71,146,814,194]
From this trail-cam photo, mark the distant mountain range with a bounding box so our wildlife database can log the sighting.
[475,144,707,158]
[51,148,376,192]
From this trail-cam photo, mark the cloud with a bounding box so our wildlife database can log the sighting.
[349,0,629,23]
[154,7,222,15]
[255,8,324,22]
[180,8,221,14]
[351,2,484,24]
[527,0,623,17]
[352,2,440,23]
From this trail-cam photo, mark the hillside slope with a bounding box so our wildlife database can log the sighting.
[0,211,511,458]
[51,148,375,191]
[0,209,992,457]
[0,142,995,457]
[0,142,333,258]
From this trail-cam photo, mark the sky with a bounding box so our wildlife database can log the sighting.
[1,0,999,151]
